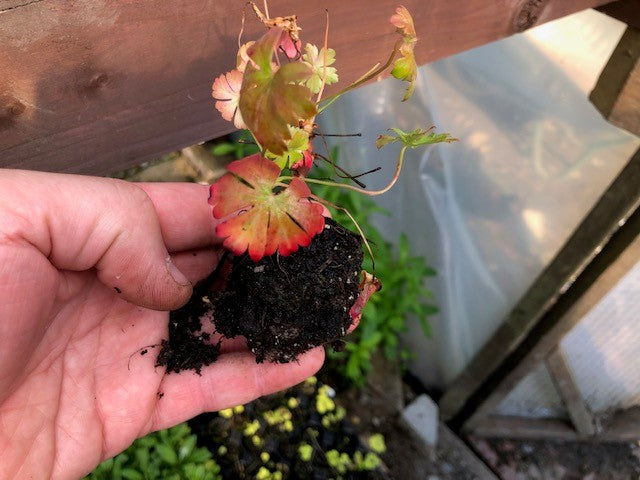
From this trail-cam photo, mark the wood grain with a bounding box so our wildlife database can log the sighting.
[590,26,640,137]
[473,408,640,441]
[546,348,600,436]
[0,0,609,175]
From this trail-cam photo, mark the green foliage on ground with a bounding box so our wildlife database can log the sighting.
[85,423,221,480]
[210,131,260,159]
[311,147,438,386]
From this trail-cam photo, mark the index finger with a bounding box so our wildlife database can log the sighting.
[137,182,221,252]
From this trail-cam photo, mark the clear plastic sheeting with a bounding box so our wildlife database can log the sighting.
[496,363,567,419]
[318,9,639,389]
[561,260,640,414]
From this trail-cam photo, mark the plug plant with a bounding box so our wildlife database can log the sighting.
[156,3,454,372]
[210,3,453,266]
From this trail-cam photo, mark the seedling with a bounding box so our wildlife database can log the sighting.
[157,3,454,372]
[210,3,453,269]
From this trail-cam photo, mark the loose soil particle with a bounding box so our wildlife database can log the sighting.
[155,268,221,374]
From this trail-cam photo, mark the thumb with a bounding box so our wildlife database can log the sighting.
[1,170,193,311]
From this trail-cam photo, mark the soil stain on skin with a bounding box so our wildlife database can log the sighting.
[156,218,363,372]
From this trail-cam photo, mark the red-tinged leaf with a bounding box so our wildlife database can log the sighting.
[291,146,314,176]
[239,27,316,155]
[349,271,382,329]
[389,6,418,101]
[390,5,416,38]
[251,3,302,55]
[212,69,246,129]
[209,154,325,261]
[277,29,302,59]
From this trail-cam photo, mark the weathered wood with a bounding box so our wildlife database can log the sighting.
[0,0,608,175]
[590,26,640,136]
[473,408,640,441]
[473,415,577,440]
[440,149,640,429]
[546,348,600,436]
[597,0,640,29]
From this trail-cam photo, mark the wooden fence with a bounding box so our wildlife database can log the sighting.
[0,0,609,175]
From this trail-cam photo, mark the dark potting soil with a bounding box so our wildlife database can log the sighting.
[212,218,363,363]
[188,377,388,480]
[156,218,363,372]
[155,269,221,373]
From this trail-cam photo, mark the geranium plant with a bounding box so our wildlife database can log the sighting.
[157,3,454,372]
[213,5,451,285]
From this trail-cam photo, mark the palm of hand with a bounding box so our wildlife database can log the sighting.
[0,171,323,479]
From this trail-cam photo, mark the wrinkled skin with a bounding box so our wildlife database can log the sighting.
[0,170,324,480]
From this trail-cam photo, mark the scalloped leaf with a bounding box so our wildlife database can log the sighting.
[239,27,316,155]
[266,126,310,170]
[209,154,325,261]
[375,127,457,149]
[302,44,339,94]
[389,6,418,101]
[212,69,246,129]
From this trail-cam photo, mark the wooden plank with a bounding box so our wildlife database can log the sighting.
[590,26,640,136]
[473,415,577,440]
[473,408,640,441]
[461,200,640,432]
[437,422,500,480]
[546,348,600,436]
[0,0,609,175]
[439,149,640,428]
[597,0,640,29]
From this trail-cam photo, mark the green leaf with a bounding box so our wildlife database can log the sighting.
[189,447,213,464]
[134,447,149,472]
[418,315,432,337]
[368,433,387,454]
[266,126,310,169]
[211,143,238,156]
[298,443,313,461]
[179,434,197,461]
[121,469,144,480]
[155,443,178,466]
[302,44,339,94]
[376,127,457,149]
[239,27,316,155]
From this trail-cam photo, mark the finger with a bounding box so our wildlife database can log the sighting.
[0,170,192,311]
[137,183,221,252]
[149,347,325,431]
[170,248,222,284]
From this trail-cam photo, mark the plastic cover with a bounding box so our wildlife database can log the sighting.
[318,10,639,388]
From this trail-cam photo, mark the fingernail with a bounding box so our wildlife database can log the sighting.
[166,255,191,286]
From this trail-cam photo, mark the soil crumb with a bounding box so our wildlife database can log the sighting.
[156,271,221,374]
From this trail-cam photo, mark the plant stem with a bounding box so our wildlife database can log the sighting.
[316,9,331,104]
[280,146,407,196]
[317,38,402,114]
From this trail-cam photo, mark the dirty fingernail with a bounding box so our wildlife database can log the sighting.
[166,255,191,286]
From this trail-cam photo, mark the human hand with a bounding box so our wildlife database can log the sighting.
[0,170,324,479]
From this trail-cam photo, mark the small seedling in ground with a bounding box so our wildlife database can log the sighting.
[85,424,221,480]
